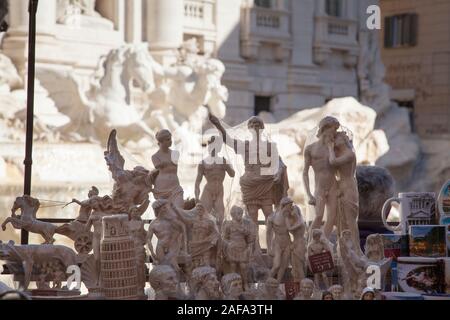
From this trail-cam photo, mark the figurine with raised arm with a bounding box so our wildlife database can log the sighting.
[266,204,292,283]
[328,130,363,256]
[190,266,221,300]
[303,116,340,240]
[281,197,307,282]
[147,200,185,273]
[195,135,235,229]
[149,265,184,300]
[151,129,184,207]
[208,111,289,224]
[221,206,254,290]
[307,229,331,289]
[293,278,315,300]
[171,202,220,269]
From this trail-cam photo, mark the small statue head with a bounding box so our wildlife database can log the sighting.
[299,278,314,298]
[221,273,243,298]
[156,129,172,149]
[311,229,323,242]
[195,201,206,218]
[149,265,179,297]
[329,285,344,300]
[341,229,352,242]
[317,116,340,140]
[88,186,99,198]
[334,131,353,150]
[152,199,169,217]
[321,290,334,300]
[247,116,265,134]
[360,287,376,300]
[280,197,294,212]
[191,266,219,295]
[230,206,244,222]
[364,234,385,262]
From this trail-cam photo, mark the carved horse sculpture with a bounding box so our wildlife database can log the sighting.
[38,43,161,144]
[1,196,57,244]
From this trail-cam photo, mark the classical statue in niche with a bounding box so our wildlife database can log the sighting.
[190,266,221,300]
[221,273,244,300]
[195,136,235,229]
[328,131,363,256]
[303,116,340,240]
[221,206,254,290]
[147,200,186,273]
[171,202,220,269]
[307,229,331,290]
[281,197,307,282]
[148,265,184,300]
[209,112,289,224]
[293,278,315,300]
[266,204,292,283]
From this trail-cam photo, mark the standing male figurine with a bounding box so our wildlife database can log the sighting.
[281,197,307,282]
[266,203,292,283]
[195,136,235,229]
[307,229,332,290]
[303,116,340,240]
[221,206,254,290]
[208,112,289,224]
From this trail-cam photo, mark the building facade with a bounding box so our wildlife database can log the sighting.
[380,0,450,138]
[2,0,374,125]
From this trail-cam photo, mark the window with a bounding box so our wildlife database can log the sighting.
[254,0,272,9]
[384,14,418,48]
[254,96,272,115]
[326,0,343,17]
[395,100,415,132]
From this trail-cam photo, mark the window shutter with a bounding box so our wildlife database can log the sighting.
[410,13,418,46]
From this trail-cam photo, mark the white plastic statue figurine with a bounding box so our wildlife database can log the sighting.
[266,203,292,283]
[281,197,307,282]
[255,277,285,300]
[307,229,331,290]
[148,265,183,300]
[221,206,254,290]
[221,273,244,300]
[293,278,315,300]
[190,266,221,300]
[328,130,363,256]
[147,200,187,273]
[171,202,220,269]
[195,135,235,229]
[303,117,340,240]
[329,284,346,300]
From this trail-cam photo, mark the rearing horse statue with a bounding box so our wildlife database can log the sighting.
[1,195,57,244]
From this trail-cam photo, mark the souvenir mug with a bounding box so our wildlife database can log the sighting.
[381,192,436,234]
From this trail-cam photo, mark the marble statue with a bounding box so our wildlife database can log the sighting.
[364,233,392,291]
[195,136,235,229]
[221,273,244,300]
[281,197,307,282]
[1,196,57,244]
[221,206,254,290]
[329,284,346,300]
[329,130,363,256]
[255,278,285,300]
[0,240,77,290]
[147,200,186,273]
[303,116,340,240]
[360,287,376,300]
[209,112,289,224]
[148,265,183,300]
[293,278,315,300]
[266,204,292,283]
[307,229,331,290]
[38,44,159,144]
[190,266,221,300]
[171,202,219,269]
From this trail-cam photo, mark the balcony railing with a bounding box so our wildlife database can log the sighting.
[183,0,215,30]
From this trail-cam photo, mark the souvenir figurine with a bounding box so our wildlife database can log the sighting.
[190,266,221,300]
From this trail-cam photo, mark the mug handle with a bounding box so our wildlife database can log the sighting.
[381,197,402,232]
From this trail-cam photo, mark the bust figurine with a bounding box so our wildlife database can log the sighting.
[190,266,221,300]
[221,273,244,300]
[294,278,315,300]
[148,265,182,300]
[329,284,346,300]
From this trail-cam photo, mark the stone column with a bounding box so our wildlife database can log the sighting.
[125,0,142,43]
[146,0,184,64]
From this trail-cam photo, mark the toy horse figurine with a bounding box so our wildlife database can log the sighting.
[1,195,57,244]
